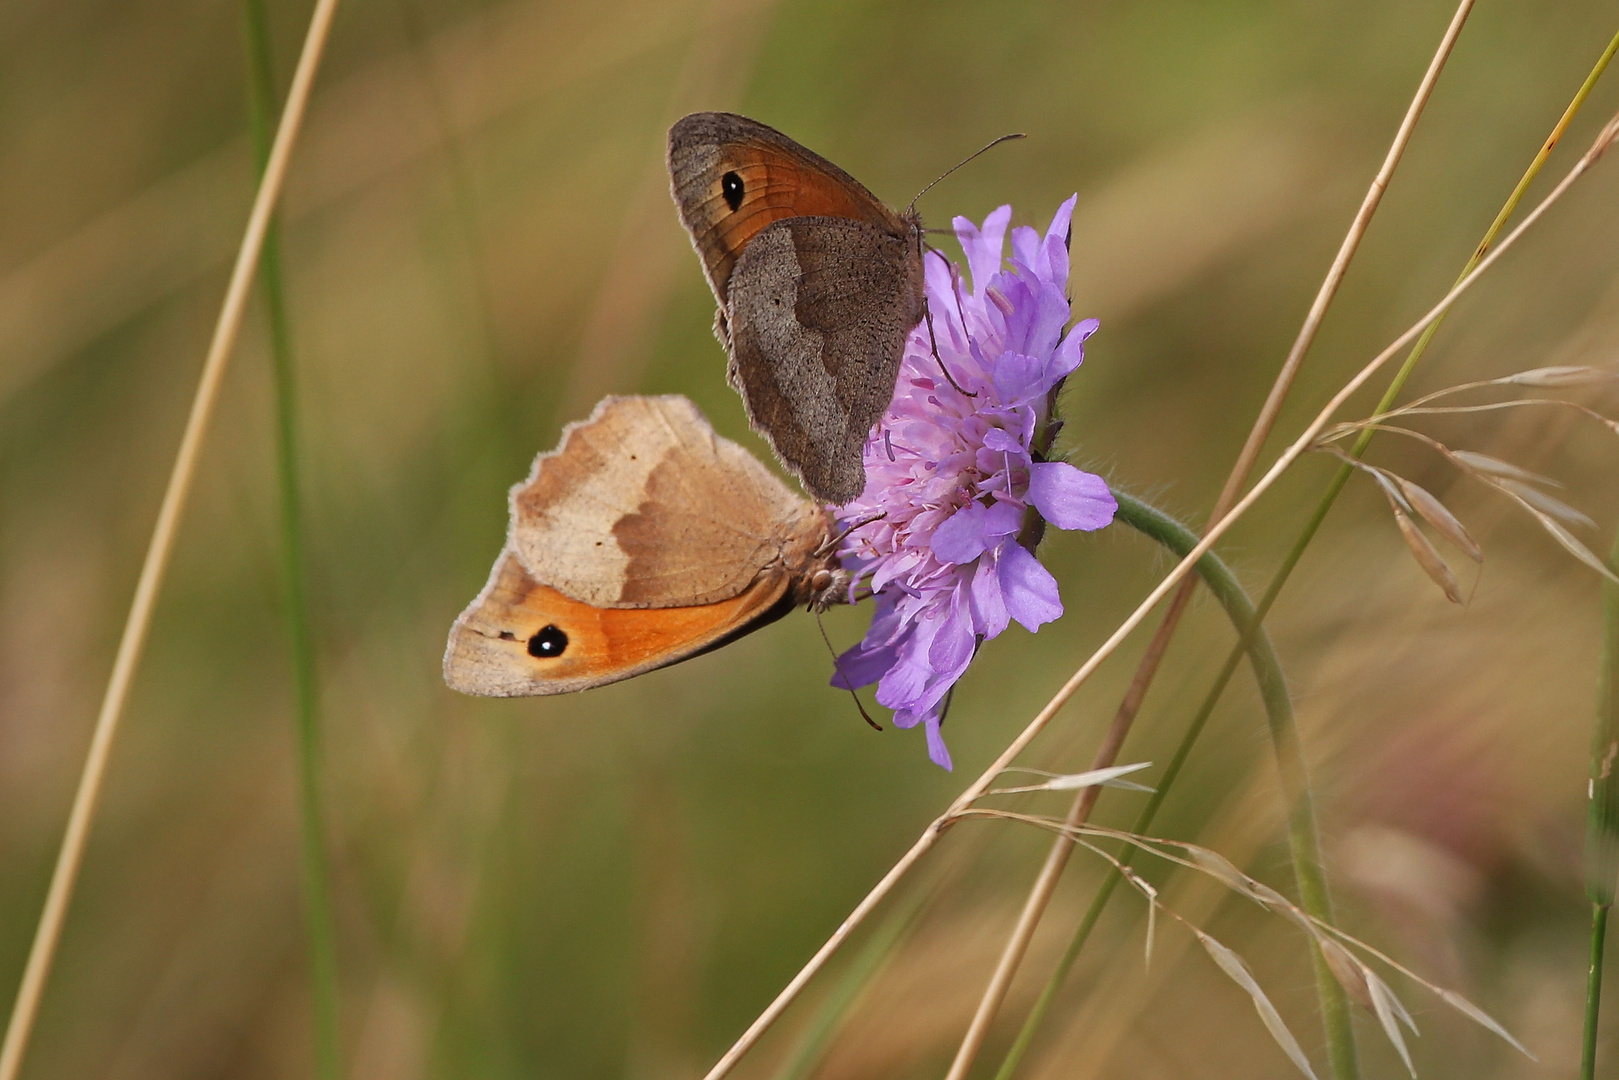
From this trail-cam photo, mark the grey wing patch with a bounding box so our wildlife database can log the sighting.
[726,217,924,504]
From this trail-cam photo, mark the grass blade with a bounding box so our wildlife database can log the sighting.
[1392,475,1482,561]
[1501,365,1619,387]
[1493,477,1596,528]
[1391,500,1464,603]
[1451,449,1560,487]
[1363,968,1417,1077]
[242,1,341,1076]
[1197,931,1320,1080]
[1583,531,1619,1079]
[0,3,343,1078]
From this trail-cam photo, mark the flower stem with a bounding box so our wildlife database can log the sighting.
[1583,528,1619,1079]
[1586,906,1610,1080]
[1121,492,1353,1077]
[242,3,341,1077]
[994,30,1619,1078]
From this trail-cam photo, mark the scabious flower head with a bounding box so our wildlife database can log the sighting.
[830,196,1116,769]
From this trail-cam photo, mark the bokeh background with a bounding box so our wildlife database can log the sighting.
[3,1,1619,1077]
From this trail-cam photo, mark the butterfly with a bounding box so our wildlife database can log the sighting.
[443,394,847,696]
[668,111,927,506]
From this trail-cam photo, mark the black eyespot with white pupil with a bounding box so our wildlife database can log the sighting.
[721,171,744,212]
[528,625,568,658]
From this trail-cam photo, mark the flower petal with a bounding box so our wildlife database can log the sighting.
[999,542,1063,630]
[1010,224,1041,273]
[829,638,899,690]
[924,712,954,770]
[932,503,992,564]
[970,551,1010,638]
[956,205,1011,295]
[927,594,976,671]
[1052,317,1099,379]
[993,351,1047,405]
[1029,462,1117,531]
[1039,194,1078,282]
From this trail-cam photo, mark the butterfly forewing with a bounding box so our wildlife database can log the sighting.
[668,112,926,505]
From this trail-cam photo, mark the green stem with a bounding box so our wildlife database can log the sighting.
[996,29,1619,1078]
[1586,905,1610,1080]
[1117,493,1354,1077]
[242,5,341,1077]
[1582,530,1619,1079]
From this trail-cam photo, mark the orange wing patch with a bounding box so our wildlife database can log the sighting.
[669,112,908,303]
[694,152,893,295]
[444,549,793,697]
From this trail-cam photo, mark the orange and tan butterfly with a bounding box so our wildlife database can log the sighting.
[668,112,927,506]
[443,394,848,696]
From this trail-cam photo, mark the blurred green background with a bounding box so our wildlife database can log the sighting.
[3,0,1619,1077]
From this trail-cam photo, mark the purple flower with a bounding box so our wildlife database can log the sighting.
[830,197,1116,769]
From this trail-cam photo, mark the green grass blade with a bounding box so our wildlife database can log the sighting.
[241,3,342,1076]
[994,28,1619,1077]
[996,492,1352,1080]
[1583,530,1619,1079]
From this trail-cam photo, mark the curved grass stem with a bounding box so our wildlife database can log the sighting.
[992,28,1619,1079]
[242,2,341,1076]
[1118,493,1348,1076]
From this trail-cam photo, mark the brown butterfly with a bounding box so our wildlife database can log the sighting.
[444,395,847,696]
[668,112,927,506]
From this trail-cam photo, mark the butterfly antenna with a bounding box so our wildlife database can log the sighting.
[908,132,1025,215]
[817,611,882,731]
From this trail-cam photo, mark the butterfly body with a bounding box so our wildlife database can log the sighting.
[668,112,925,505]
[444,395,846,697]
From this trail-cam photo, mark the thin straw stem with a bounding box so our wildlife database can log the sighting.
[241,2,341,1076]
[700,107,1618,1080]
[0,3,342,1078]
[955,7,1477,1075]
[995,31,1619,1077]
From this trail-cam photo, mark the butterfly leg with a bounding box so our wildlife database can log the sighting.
[816,610,883,731]
[923,298,975,397]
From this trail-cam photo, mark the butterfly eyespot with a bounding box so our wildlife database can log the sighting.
[528,625,569,658]
[721,171,745,211]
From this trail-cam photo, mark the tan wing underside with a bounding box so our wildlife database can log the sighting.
[508,395,816,609]
[668,112,905,305]
[443,548,793,697]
